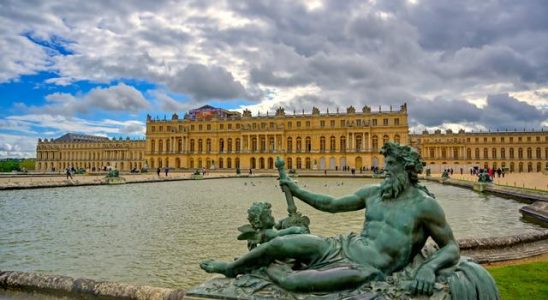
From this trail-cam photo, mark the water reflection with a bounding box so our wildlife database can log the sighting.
[0,177,542,289]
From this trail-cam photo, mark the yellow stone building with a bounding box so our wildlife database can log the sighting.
[410,129,548,173]
[36,133,146,172]
[35,104,547,174]
[145,104,409,171]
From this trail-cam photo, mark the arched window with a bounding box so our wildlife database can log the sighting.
[166,139,170,152]
[492,148,497,159]
[536,147,541,159]
[190,139,195,152]
[206,139,212,152]
[219,139,224,152]
[227,138,232,152]
[305,157,311,169]
[198,139,203,153]
[159,140,163,153]
[340,136,347,151]
[372,135,378,150]
[320,136,326,152]
[251,137,258,152]
[466,148,471,160]
[475,148,480,159]
[518,148,523,159]
[330,136,336,152]
[151,140,155,153]
[287,137,293,153]
[235,138,241,152]
[394,134,401,144]
[305,137,311,152]
[509,148,514,159]
[501,148,505,159]
[483,148,488,159]
[356,135,362,151]
[527,147,532,159]
[296,157,302,169]
[382,135,389,146]
[296,137,302,152]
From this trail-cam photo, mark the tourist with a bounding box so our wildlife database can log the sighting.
[156,167,161,176]
[249,168,253,175]
[65,167,72,180]
[165,167,169,177]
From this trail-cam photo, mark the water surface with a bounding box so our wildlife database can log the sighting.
[0,177,542,289]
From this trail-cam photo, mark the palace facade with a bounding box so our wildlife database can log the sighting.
[146,104,409,170]
[36,133,145,172]
[410,129,548,173]
[35,104,547,173]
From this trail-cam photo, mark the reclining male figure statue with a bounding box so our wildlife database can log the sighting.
[201,142,493,297]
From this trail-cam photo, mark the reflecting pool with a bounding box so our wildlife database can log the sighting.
[0,177,542,289]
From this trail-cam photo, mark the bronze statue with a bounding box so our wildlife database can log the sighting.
[198,142,499,299]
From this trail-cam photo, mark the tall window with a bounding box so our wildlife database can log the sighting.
[330,136,336,152]
[296,137,302,152]
[340,136,347,151]
[394,135,401,144]
[509,148,514,159]
[305,137,311,152]
[382,135,389,146]
[492,148,497,159]
[527,148,532,159]
[320,136,326,152]
[287,137,293,153]
[372,135,378,150]
[466,148,471,159]
[501,148,505,159]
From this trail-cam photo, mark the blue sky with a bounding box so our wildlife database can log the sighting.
[1,0,547,158]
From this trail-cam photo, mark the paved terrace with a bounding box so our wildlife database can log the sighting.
[0,170,546,192]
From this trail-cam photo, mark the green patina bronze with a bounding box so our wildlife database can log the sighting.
[478,169,493,183]
[441,170,450,180]
[196,142,499,299]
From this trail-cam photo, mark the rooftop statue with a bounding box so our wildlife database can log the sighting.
[196,142,499,299]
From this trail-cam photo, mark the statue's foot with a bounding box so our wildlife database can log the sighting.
[200,259,236,278]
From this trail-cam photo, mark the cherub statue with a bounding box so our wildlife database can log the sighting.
[237,202,308,250]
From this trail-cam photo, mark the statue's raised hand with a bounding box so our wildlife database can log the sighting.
[279,178,298,193]
[412,265,435,296]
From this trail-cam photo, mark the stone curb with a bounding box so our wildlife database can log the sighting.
[0,271,185,300]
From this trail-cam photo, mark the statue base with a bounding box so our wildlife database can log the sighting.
[188,244,499,300]
[103,177,126,185]
[191,174,204,179]
[473,182,489,192]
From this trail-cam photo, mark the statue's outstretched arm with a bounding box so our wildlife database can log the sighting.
[280,179,370,213]
[413,200,460,295]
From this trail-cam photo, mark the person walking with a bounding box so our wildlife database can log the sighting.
[157,167,161,176]
[165,167,169,177]
[66,167,73,180]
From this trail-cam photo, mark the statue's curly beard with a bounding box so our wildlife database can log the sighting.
[380,172,410,200]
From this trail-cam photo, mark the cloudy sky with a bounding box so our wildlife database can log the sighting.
[1,0,547,158]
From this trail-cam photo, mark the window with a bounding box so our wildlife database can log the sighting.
[305,137,311,152]
[220,124,224,130]
[306,121,310,128]
[372,119,377,126]
[340,120,345,127]
[151,126,156,132]
[372,135,378,150]
[228,124,232,129]
[321,137,330,154]
[330,136,336,152]
[492,148,497,159]
[501,148,506,159]
[159,126,163,132]
[340,136,346,151]
[297,121,301,128]
[501,137,505,142]
[510,137,514,143]
[191,125,195,130]
[509,148,514,159]
[330,120,335,128]
[287,122,292,128]
[383,118,388,126]
[483,148,488,159]
[394,118,400,125]
[320,120,325,128]
[287,137,293,153]
[356,119,362,127]
[199,125,203,130]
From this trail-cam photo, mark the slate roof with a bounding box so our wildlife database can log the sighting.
[54,133,110,142]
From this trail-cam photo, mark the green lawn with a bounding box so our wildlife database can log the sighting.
[487,261,548,299]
